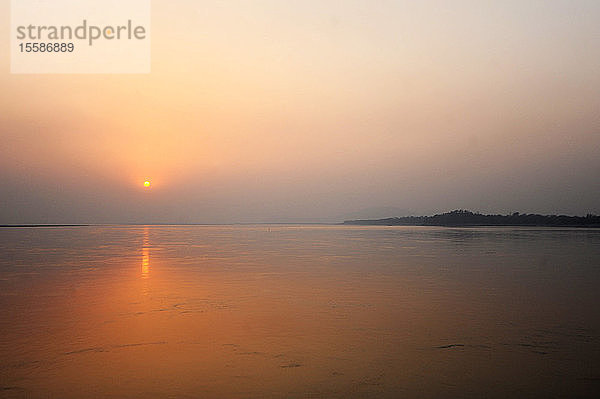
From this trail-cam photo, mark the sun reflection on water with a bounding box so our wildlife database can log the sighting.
[141,227,150,278]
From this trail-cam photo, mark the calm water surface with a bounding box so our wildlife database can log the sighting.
[0,225,599,398]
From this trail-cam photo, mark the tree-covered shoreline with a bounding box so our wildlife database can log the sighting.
[343,210,600,227]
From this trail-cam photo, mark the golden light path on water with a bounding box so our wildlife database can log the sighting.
[141,227,150,279]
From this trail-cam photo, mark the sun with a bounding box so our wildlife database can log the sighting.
[143,180,151,188]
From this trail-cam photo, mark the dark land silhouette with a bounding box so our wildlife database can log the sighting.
[343,210,600,227]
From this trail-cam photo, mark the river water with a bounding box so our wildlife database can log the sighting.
[1,225,599,398]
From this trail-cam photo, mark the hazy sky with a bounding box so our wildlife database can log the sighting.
[1,0,599,223]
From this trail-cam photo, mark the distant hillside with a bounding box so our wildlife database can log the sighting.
[343,210,600,227]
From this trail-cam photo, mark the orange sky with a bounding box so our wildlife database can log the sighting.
[1,0,599,223]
